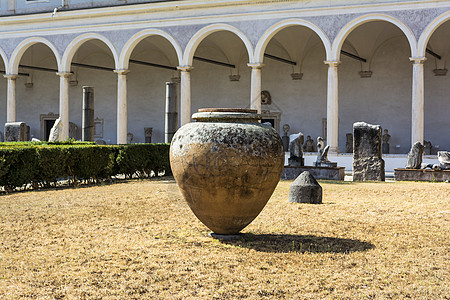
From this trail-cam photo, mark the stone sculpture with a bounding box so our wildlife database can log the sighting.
[289,171,322,204]
[282,124,290,152]
[345,133,353,153]
[69,122,79,140]
[288,132,304,167]
[145,127,153,143]
[5,122,27,142]
[303,135,315,152]
[423,140,433,155]
[437,151,450,170]
[314,137,336,167]
[405,141,425,169]
[127,132,134,144]
[48,118,63,142]
[382,129,391,154]
[0,131,3,142]
[353,122,385,181]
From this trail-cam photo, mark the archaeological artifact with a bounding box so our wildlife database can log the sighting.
[170,108,284,235]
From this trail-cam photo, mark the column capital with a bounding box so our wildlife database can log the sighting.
[3,74,18,80]
[324,60,341,67]
[56,72,73,78]
[247,63,264,69]
[409,57,427,64]
[114,69,130,75]
[177,65,194,72]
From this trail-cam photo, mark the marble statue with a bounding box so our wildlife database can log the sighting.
[288,132,304,167]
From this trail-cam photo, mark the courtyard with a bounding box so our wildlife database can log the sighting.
[0,178,448,298]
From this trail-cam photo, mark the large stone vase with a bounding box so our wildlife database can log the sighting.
[170,108,284,235]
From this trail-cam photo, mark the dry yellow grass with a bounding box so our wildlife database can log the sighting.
[0,178,448,299]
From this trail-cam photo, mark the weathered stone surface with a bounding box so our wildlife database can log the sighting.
[48,118,63,142]
[170,108,284,235]
[282,166,345,180]
[395,168,450,182]
[69,122,79,140]
[438,151,450,170]
[405,142,425,169]
[289,171,322,204]
[4,122,27,142]
[288,132,304,166]
[353,122,385,181]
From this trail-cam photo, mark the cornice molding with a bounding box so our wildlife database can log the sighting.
[0,0,449,38]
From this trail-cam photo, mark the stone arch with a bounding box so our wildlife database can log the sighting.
[418,10,450,57]
[119,29,182,70]
[8,37,61,74]
[332,14,417,60]
[254,19,332,63]
[0,46,8,70]
[61,33,119,72]
[182,23,254,67]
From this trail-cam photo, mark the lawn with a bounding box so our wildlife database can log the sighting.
[0,179,448,299]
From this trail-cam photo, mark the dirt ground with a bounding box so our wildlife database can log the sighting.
[0,178,448,299]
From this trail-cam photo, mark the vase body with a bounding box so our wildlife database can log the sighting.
[170,108,284,234]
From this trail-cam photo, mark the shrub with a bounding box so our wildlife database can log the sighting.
[0,143,170,192]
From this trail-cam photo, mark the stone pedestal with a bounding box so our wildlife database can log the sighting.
[82,86,95,142]
[353,122,385,181]
[282,166,345,180]
[395,169,450,182]
[4,122,27,142]
[165,82,178,143]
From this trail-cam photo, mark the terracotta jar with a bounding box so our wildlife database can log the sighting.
[170,108,284,235]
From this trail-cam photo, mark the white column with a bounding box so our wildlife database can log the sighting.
[4,74,18,123]
[324,60,341,153]
[178,66,193,126]
[114,69,130,144]
[248,63,264,113]
[57,72,71,140]
[410,57,426,146]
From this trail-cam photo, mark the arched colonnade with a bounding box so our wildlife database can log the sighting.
[1,11,449,149]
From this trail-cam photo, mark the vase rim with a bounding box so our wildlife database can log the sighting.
[197,108,257,113]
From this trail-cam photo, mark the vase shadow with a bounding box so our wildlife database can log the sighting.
[220,233,375,253]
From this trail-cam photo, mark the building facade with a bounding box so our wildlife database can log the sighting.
[0,0,449,159]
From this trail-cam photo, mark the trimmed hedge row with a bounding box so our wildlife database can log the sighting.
[0,143,171,192]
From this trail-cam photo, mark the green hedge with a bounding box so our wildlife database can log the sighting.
[0,143,170,192]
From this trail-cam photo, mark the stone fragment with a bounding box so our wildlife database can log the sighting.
[48,118,63,142]
[405,142,425,169]
[314,137,337,167]
[31,138,41,142]
[345,133,353,153]
[438,151,450,170]
[282,124,290,152]
[82,86,95,142]
[0,131,3,142]
[4,122,27,142]
[145,127,153,143]
[353,122,385,181]
[289,171,322,204]
[288,132,304,166]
